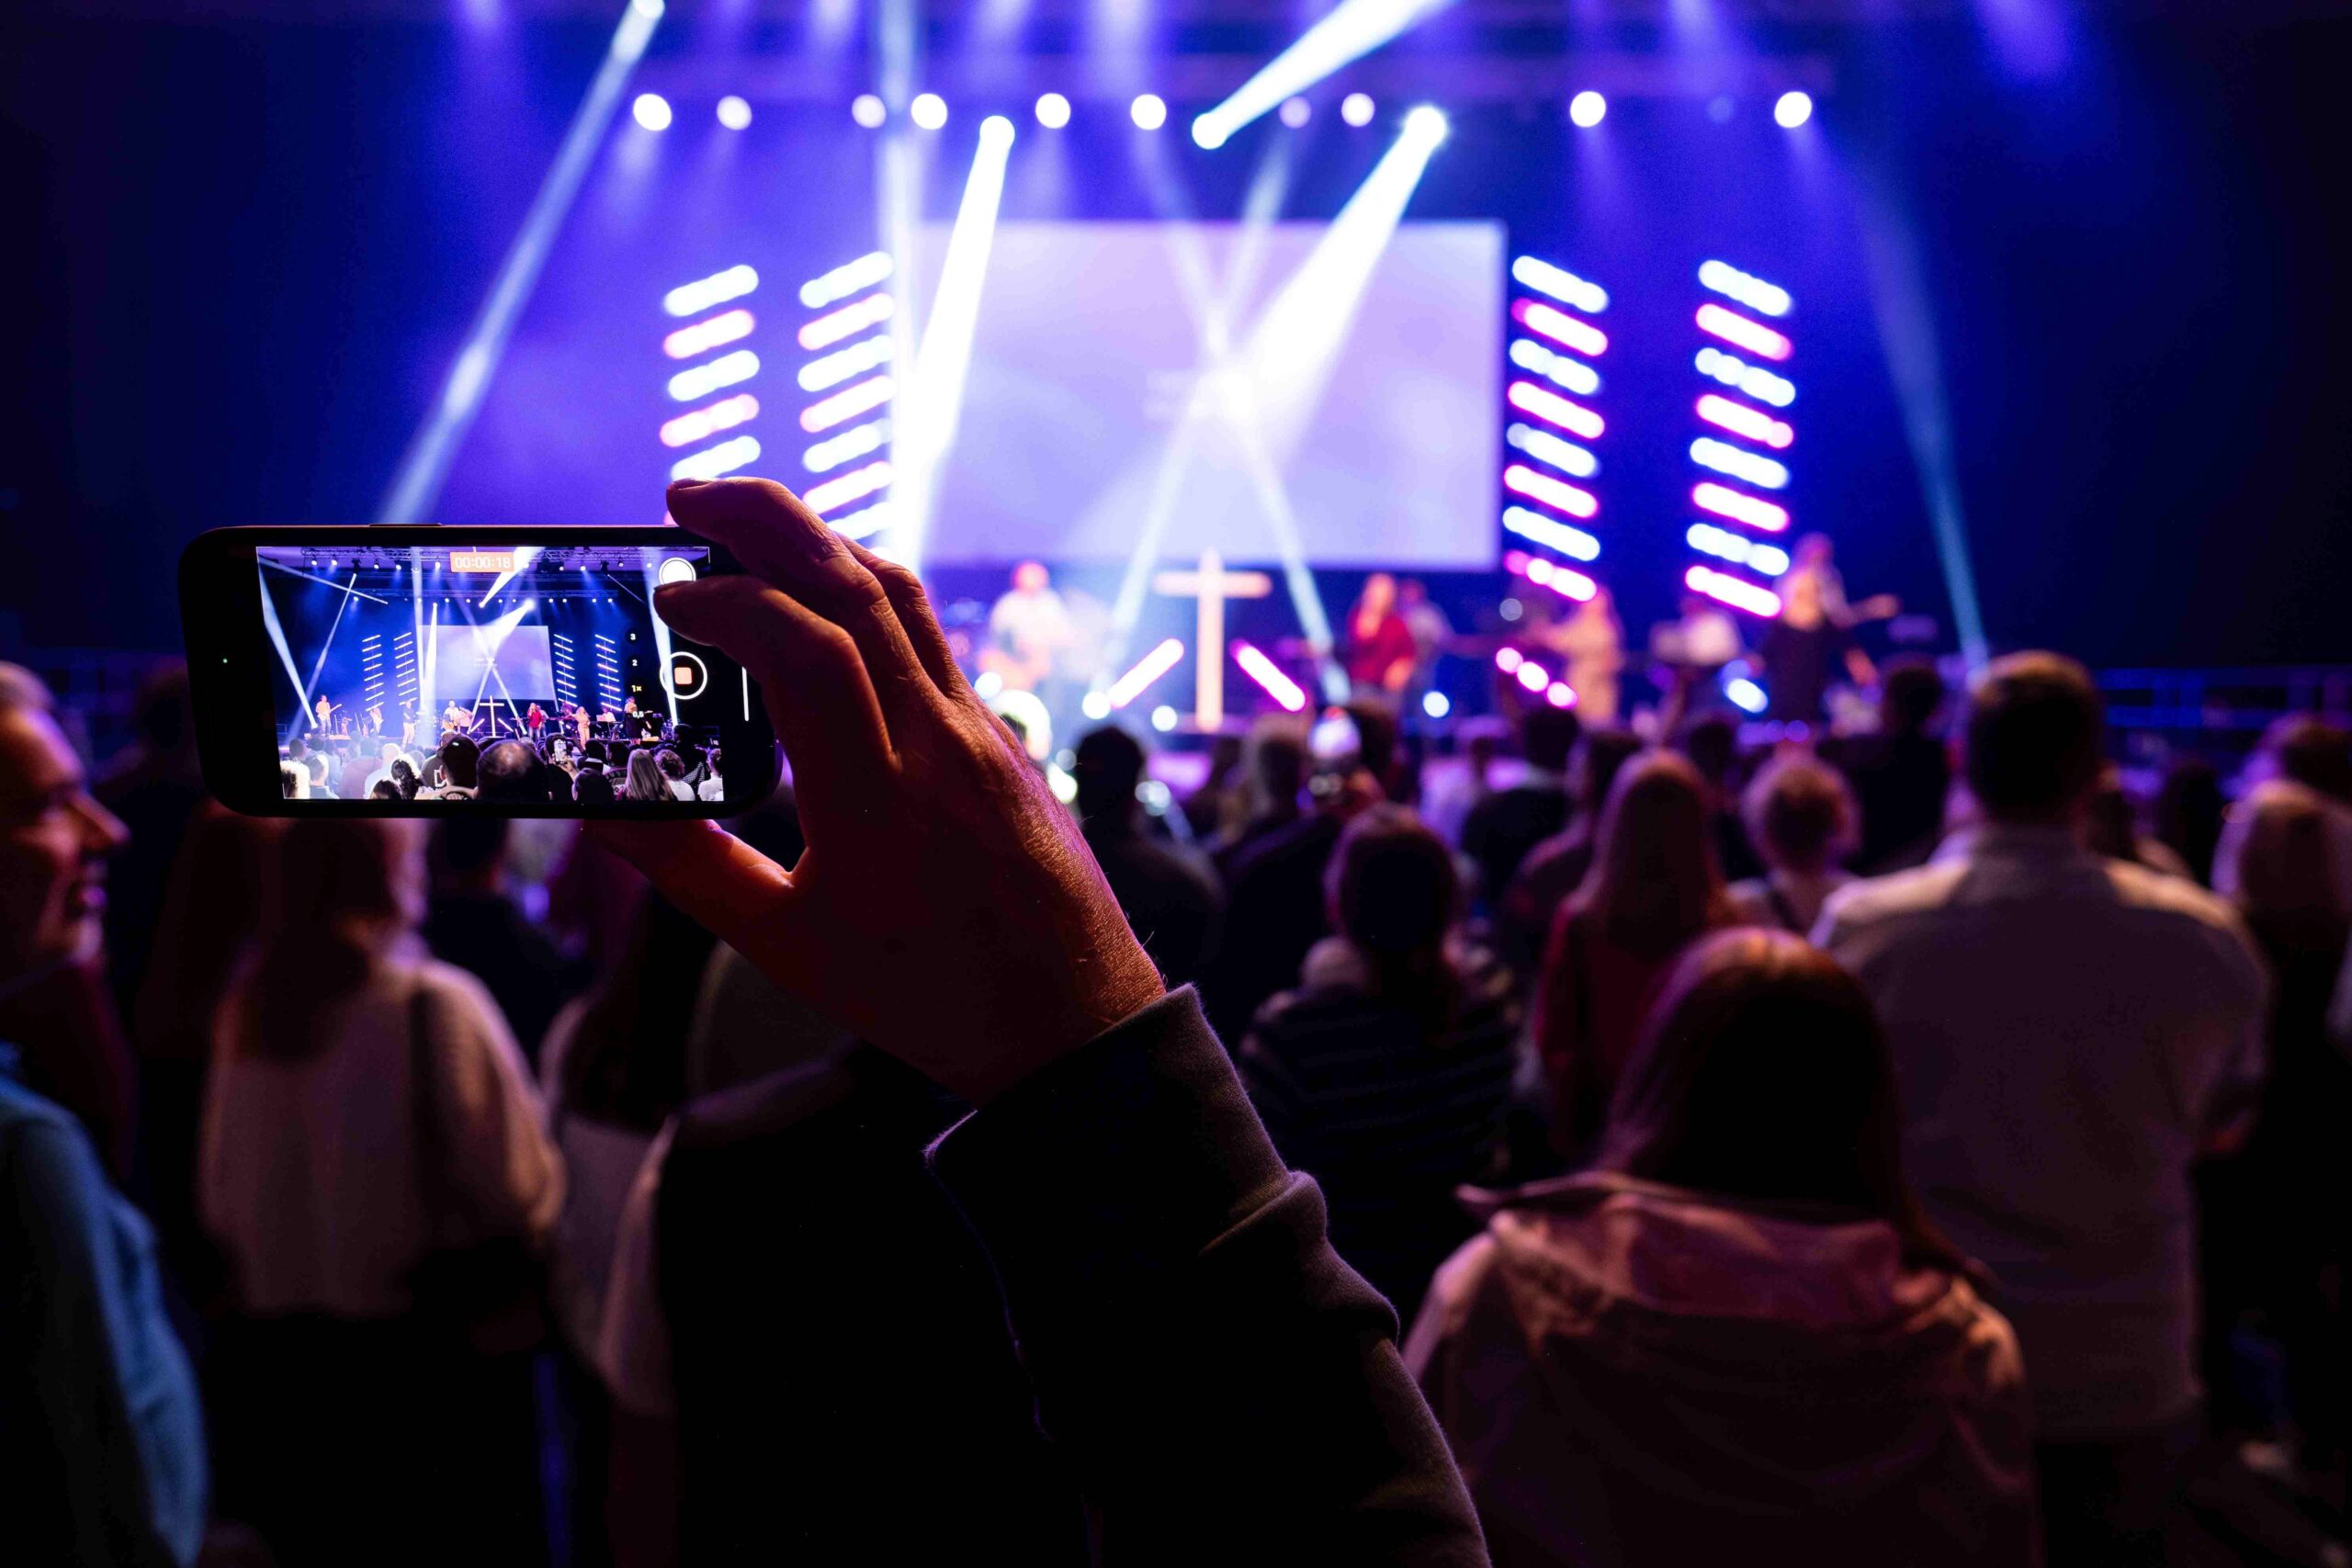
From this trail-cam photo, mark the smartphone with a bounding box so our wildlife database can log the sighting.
[179,525,778,816]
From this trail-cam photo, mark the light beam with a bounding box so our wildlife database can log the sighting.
[377,0,665,524]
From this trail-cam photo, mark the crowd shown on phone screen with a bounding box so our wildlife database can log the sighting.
[4,478,2347,1567]
[279,728,725,807]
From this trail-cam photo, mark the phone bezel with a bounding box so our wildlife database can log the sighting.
[179,524,778,818]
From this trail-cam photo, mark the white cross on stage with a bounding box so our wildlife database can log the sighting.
[1153,550,1272,732]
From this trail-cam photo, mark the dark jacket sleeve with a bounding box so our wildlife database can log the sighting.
[928,987,1488,1565]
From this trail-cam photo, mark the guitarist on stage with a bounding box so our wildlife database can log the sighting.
[980,560,1072,694]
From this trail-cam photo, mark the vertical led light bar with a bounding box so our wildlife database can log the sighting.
[594,631,623,714]
[1685,260,1796,616]
[662,263,765,489]
[1501,254,1610,623]
[795,249,899,539]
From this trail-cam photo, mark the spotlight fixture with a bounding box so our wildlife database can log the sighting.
[1402,105,1448,144]
[1035,92,1071,129]
[1568,90,1605,128]
[909,93,948,130]
[632,93,673,131]
[1279,96,1311,128]
[1774,91,1814,128]
[1130,94,1168,130]
[851,93,887,129]
[1340,91,1374,127]
[716,95,752,130]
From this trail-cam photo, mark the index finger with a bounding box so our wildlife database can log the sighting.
[586,818,820,986]
[667,478,942,737]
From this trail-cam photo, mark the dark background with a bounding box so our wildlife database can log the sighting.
[3,2,2346,669]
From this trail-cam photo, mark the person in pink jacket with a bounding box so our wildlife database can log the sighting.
[1407,928,2036,1567]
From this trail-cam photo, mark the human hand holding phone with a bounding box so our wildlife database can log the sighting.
[592,478,1166,1104]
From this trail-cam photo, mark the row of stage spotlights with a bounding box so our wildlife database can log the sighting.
[628,89,1815,138]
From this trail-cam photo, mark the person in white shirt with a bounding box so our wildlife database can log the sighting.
[982,560,1074,693]
[1815,652,2267,1566]
[200,818,561,1565]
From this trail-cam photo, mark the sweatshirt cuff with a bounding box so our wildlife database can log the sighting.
[927,987,1291,1311]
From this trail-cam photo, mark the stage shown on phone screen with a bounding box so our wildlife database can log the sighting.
[256,542,737,804]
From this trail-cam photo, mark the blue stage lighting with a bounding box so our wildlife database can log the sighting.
[1402,105,1447,144]
[852,93,887,129]
[910,93,948,130]
[1035,92,1071,129]
[632,93,673,131]
[375,0,665,524]
[1131,94,1168,130]
[1279,96,1311,129]
[1340,92,1374,127]
[717,95,752,130]
[1774,91,1813,128]
[1568,90,1605,128]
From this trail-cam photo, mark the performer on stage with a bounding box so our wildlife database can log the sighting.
[526,701,548,742]
[399,701,420,750]
[312,694,338,737]
[572,703,592,750]
[982,560,1074,694]
[1554,585,1626,725]
[442,700,471,737]
[1762,535,1893,726]
[1342,572,1419,700]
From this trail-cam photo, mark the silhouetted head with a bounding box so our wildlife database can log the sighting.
[1599,927,1960,1269]
[476,739,541,803]
[1073,725,1148,823]
[1674,712,1739,786]
[1962,652,2105,824]
[1576,750,1728,960]
[1521,705,1583,775]
[1742,754,1856,874]
[1879,656,1947,739]
[2257,714,2352,802]
[1245,718,1308,821]
[439,734,481,791]
[1326,804,1455,960]
[1571,727,1645,817]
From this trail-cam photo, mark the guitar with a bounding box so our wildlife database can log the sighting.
[978,641,1054,693]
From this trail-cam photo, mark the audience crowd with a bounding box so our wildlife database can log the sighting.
[5,478,2348,1566]
[279,723,726,807]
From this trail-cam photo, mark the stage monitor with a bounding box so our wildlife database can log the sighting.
[428,623,554,705]
[918,220,1504,569]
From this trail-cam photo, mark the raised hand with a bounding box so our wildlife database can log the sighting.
[591,478,1165,1103]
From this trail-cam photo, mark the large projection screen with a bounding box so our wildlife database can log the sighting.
[429,625,555,703]
[917,220,1504,569]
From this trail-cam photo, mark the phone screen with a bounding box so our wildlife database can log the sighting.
[247,538,755,808]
